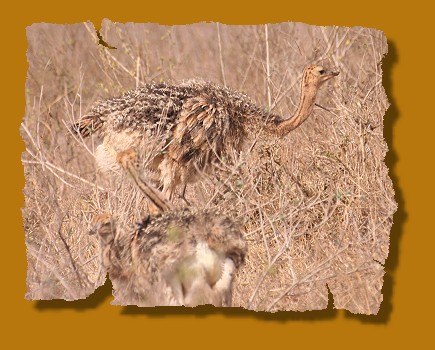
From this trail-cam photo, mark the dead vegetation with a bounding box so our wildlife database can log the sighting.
[22,21,396,314]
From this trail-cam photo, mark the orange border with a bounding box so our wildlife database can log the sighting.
[2,1,428,348]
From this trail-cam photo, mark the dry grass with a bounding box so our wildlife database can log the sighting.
[22,21,395,314]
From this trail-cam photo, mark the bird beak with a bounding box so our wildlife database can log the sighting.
[321,69,339,83]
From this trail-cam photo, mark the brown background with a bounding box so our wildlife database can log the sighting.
[1,0,429,347]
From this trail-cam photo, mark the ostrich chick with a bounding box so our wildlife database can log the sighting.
[90,150,247,307]
[73,64,339,199]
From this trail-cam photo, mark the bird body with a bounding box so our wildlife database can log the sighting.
[90,199,247,308]
[96,209,246,307]
[89,149,247,307]
[74,65,339,198]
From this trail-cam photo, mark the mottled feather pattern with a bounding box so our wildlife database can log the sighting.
[73,80,279,196]
[75,80,271,138]
[73,65,338,198]
[92,209,246,306]
[81,64,340,307]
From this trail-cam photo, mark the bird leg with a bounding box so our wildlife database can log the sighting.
[116,149,174,214]
[179,184,191,206]
[89,213,116,284]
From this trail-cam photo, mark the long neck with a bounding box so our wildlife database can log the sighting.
[275,80,318,137]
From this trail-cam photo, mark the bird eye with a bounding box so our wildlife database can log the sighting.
[319,69,325,74]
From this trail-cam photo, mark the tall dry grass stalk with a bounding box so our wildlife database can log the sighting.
[22,21,395,314]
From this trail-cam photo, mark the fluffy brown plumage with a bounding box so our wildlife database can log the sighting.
[91,210,246,307]
[73,64,338,198]
[89,149,247,307]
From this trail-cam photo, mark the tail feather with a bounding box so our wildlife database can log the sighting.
[71,115,103,137]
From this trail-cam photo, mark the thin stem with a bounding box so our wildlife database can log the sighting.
[265,24,272,108]
[216,23,227,87]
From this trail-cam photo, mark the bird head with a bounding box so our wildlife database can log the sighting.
[304,64,339,88]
